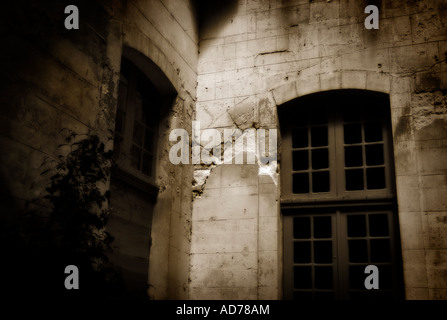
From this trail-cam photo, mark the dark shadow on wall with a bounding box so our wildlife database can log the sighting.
[193,0,239,40]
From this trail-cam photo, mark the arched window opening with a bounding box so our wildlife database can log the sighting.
[108,50,176,298]
[279,90,404,300]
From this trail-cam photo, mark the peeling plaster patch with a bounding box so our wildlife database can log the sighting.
[258,161,278,186]
[192,168,212,198]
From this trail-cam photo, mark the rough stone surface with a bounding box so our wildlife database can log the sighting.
[0,0,446,300]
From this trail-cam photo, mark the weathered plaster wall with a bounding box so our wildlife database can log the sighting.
[193,0,447,299]
[0,0,198,299]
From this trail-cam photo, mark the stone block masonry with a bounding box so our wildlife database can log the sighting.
[0,0,446,300]
[192,0,447,300]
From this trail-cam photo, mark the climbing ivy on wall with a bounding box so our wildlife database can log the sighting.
[1,132,124,299]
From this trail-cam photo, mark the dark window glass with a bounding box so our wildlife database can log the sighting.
[133,121,144,145]
[144,130,154,151]
[311,126,328,147]
[346,169,364,190]
[293,217,311,239]
[344,123,362,144]
[379,265,393,290]
[142,152,152,176]
[130,145,142,170]
[345,146,363,167]
[113,135,123,159]
[315,267,333,289]
[347,215,367,237]
[365,144,384,165]
[364,121,383,142]
[312,149,329,169]
[293,173,309,194]
[370,239,391,262]
[366,167,385,189]
[312,171,330,193]
[348,240,368,263]
[115,109,125,134]
[294,266,312,289]
[314,241,333,263]
[314,216,332,238]
[144,102,157,128]
[342,104,362,122]
[369,214,389,237]
[294,241,311,263]
[349,265,367,290]
[310,108,327,125]
[293,150,309,171]
[292,128,308,148]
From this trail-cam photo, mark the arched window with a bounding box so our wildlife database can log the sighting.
[114,57,159,185]
[108,50,176,298]
[279,90,403,300]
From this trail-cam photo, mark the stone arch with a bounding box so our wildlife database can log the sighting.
[121,46,177,97]
[122,32,180,95]
[271,70,391,107]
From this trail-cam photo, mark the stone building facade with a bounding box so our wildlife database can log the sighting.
[0,0,446,300]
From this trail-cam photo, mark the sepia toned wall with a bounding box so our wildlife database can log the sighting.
[192,0,447,299]
[0,0,198,299]
[0,0,446,300]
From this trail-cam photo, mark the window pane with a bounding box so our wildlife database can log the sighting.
[134,95,143,119]
[312,171,330,193]
[294,241,311,263]
[342,104,362,122]
[370,239,391,262]
[115,109,125,134]
[349,265,368,290]
[142,152,152,176]
[293,150,309,171]
[379,265,393,290]
[369,214,389,236]
[294,217,311,239]
[293,109,308,127]
[344,123,362,144]
[117,83,127,111]
[310,108,327,125]
[130,145,142,170]
[345,146,363,167]
[365,144,384,165]
[133,121,144,146]
[366,167,385,189]
[113,135,123,160]
[311,126,328,147]
[312,149,329,169]
[364,121,383,142]
[294,266,312,289]
[347,215,367,237]
[348,240,368,263]
[292,127,308,148]
[293,173,309,194]
[144,101,157,128]
[314,241,333,263]
[315,266,333,289]
[314,216,331,238]
[345,169,364,190]
[144,129,154,151]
